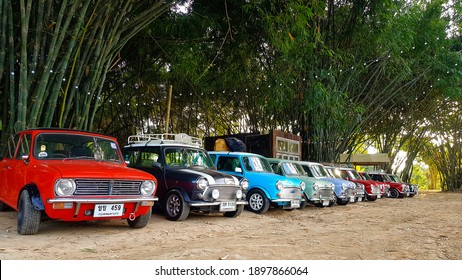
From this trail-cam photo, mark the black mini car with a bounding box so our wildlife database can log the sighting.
[123,133,248,221]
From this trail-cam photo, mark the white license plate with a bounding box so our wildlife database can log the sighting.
[220,201,236,211]
[357,197,363,202]
[350,197,355,202]
[94,204,124,217]
[322,200,330,206]
[291,200,300,208]
[377,194,382,198]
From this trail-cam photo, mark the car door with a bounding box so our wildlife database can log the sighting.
[0,133,31,208]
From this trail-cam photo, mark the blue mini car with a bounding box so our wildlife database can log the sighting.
[208,152,305,214]
[298,161,361,205]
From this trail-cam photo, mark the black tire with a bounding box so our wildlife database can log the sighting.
[366,194,378,201]
[164,190,190,221]
[223,204,244,218]
[127,208,152,228]
[336,197,349,206]
[389,189,399,198]
[299,195,308,209]
[246,189,270,214]
[17,191,41,235]
[0,201,5,211]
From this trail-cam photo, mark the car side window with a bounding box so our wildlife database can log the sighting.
[217,156,241,172]
[138,147,161,168]
[16,134,32,159]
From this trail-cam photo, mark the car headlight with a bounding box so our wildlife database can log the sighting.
[312,183,319,191]
[140,180,156,196]
[197,177,209,190]
[341,183,347,190]
[54,179,76,196]
[236,189,243,199]
[212,189,220,199]
[299,181,306,191]
[331,183,335,191]
[240,178,249,190]
[276,180,283,190]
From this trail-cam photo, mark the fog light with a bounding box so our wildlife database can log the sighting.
[236,189,243,199]
[84,209,93,216]
[212,189,220,199]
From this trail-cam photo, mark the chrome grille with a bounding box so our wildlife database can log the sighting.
[74,179,141,195]
[280,187,302,199]
[319,188,333,200]
[371,185,381,195]
[203,186,239,201]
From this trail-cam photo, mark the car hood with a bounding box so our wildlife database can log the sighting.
[36,160,155,180]
[245,171,302,188]
[169,167,239,186]
[322,177,355,188]
[351,179,378,186]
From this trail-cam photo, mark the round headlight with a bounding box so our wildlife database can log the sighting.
[140,180,156,196]
[341,183,347,190]
[299,181,306,191]
[236,189,243,199]
[197,177,208,190]
[312,183,319,191]
[55,179,76,196]
[276,180,283,190]
[240,179,249,190]
[212,189,220,199]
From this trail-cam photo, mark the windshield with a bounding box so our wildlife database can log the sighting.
[164,147,214,168]
[325,168,341,179]
[388,174,401,182]
[360,172,373,180]
[243,156,273,172]
[281,162,304,176]
[34,133,122,162]
[347,170,362,180]
[310,164,328,177]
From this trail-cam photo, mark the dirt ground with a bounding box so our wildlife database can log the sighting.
[0,190,461,260]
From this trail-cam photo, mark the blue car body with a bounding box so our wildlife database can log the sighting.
[209,151,305,214]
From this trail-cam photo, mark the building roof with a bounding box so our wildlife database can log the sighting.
[339,153,390,165]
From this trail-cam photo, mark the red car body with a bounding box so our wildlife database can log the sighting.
[368,172,409,198]
[358,171,390,198]
[0,128,158,234]
[327,167,382,201]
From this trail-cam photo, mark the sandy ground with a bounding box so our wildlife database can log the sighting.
[0,190,461,260]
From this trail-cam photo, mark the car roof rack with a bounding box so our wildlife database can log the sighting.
[127,133,203,147]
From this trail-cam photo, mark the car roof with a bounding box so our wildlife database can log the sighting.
[208,151,264,157]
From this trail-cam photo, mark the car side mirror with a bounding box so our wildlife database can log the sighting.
[234,167,242,173]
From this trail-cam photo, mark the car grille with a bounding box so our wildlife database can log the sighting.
[74,179,141,195]
[280,187,302,199]
[203,186,239,201]
[371,185,381,195]
[318,187,333,200]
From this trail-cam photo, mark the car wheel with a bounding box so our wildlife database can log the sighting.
[366,194,377,201]
[336,197,349,206]
[299,195,308,209]
[0,201,5,211]
[17,191,41,235]
[389,189,399,198]
[127,209,152,228]
[223,204,244,218]
[164,190,190,221]
[246,189,270,214]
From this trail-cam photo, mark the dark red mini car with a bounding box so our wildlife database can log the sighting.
[0,128,158,235]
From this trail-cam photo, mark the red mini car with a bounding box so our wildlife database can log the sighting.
[0,128,158,235]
